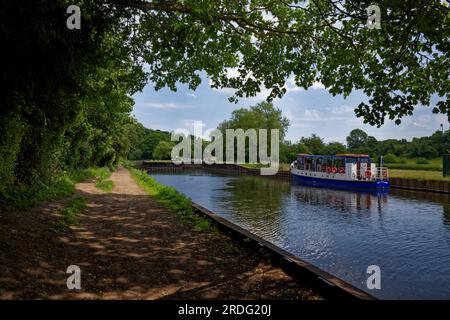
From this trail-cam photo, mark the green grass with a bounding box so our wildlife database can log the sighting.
[72,166,114,192]
[0,167,112,211]
[0,177,76,210]
[384,157,442,171]
[389,169,450,181]
[128,167,216,232]
[49,196,87,232]
[95,179,114,192]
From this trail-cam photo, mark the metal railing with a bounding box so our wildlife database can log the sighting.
[375,167,389,180]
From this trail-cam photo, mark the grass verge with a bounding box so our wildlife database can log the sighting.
[48,196,87,232]
[389,169,450,181]
[1,167,112,211]
[128,167,215,232]
[384,157,442,171]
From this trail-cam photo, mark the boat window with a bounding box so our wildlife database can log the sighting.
[312,158,316,171]
[305,157,312,170]
[326,157,333,168]
[360,158,369,164]
[296,157,305,170]
[316,157,323,172]
[335,158,344,168]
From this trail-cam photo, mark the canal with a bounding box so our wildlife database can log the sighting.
[151,170,450,299]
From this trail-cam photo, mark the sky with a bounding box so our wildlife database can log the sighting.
[132,72,448,144]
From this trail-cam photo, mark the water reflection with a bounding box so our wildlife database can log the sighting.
[290,185,388,213]
[152,171,450,299]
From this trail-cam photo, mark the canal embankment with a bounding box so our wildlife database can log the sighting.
[133,164,375,300]
[141,161,450,194]
[0,167,320,300]
[147,167,450,299]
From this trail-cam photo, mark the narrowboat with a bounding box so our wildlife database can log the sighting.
[290,154,389,190]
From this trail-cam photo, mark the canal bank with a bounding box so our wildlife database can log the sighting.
[0,167,320,300]
[128,166,372,300]
[141,162,450,194]
[149,170,450,299]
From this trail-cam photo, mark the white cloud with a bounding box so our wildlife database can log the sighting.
[413,122,427,128]
[181,119,206,127]
[330,105,354,114]
[285,106,360,127]
[144,102,191,109]
[284,77,303,93]
[311,81,325,89]
[179,120,210,139]
[210,71,325,100]
[304,109,321,120]
[284,77,325,94]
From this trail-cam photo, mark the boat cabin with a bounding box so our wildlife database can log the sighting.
[292,154,388,181]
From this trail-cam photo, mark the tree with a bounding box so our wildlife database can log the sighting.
[299,134,325,154]
[218,102,290,140]
[280,141,310,163]
[117,0,449,126]
[218,102,290,161]
[0,0,145,194]
[346,129,369,151]
[323,142,347,155]
[153,141,175,160]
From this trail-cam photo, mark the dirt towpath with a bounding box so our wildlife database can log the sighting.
[0,167,318,299]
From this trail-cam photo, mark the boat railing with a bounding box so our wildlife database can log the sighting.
[375,167,389,180]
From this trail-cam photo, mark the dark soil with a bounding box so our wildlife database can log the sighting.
[0,167,319,299]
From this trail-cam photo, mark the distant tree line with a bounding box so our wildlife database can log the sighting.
[127,122,173,160]
[129,102,449,164]
[281,128,449,164]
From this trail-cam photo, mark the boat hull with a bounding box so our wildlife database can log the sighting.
[292,173,390,191]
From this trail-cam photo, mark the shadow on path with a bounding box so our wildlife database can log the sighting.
[0,168,317,299]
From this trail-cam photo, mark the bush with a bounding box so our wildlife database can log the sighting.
[0,176,76,211]
[383,153,400,163]
[1,167,111,211]
[416,158,430,165]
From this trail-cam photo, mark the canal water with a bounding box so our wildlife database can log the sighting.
[151,171,450,299]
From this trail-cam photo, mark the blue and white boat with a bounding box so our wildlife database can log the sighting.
[290,154,390,191]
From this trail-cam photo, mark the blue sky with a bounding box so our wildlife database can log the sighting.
[132,72,448,144]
